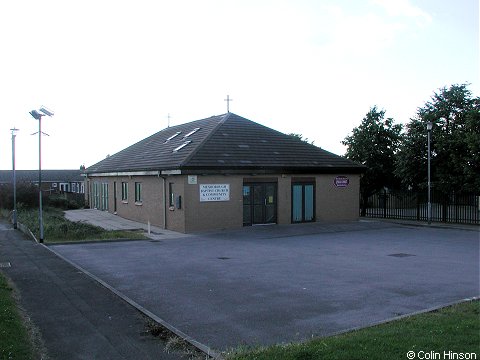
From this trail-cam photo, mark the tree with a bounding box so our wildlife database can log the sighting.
[342,106,403,215]
[288,133,315,144]
[396,84,480,193]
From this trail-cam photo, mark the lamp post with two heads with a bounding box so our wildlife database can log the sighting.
[29,107,54,243]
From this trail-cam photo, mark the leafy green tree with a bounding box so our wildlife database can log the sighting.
[288,133,315,145]
[396,84,480,193]
[342,106,403,215]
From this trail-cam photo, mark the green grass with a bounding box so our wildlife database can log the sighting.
[14,207,147,243]
[0,273,33,360]
[227,300,480,360]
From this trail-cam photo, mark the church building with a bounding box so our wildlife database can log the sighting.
[84,113,365,233]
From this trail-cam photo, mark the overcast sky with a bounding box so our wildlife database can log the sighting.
[0,0,478,170]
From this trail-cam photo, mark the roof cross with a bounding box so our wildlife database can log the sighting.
[224,95,233,113]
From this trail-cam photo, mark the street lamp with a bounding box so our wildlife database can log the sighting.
[10,128,19,229]
[427,121,433,225]
[29,106,54,243]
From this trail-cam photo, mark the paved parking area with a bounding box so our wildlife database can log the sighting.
[50,221,479,352]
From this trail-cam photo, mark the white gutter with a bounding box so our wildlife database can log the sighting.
[87,171,162,177]
[161,169,182,175]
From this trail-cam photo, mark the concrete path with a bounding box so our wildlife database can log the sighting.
[64,209,190,241]
[50,221,480,352]
[0,220,182,360]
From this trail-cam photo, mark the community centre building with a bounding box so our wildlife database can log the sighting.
[84,113,365,233]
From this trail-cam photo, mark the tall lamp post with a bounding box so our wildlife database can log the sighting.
[427,121,433,225]
[29,107,54,243]
[11,128,19,229]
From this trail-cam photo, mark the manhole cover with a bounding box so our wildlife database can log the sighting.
[388,253,416,258]
[217,257,231,260]
[149,240,162,243]
[0,262,11,268]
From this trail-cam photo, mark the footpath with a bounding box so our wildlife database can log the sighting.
[0,220,182,360]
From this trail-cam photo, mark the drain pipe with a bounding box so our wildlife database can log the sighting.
[161,176,167,230]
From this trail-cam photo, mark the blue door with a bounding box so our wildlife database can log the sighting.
[292,183,315,223]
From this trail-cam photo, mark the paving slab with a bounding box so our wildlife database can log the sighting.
[50,221,480,352]
[64,209,190,240]
[0,220,182,360]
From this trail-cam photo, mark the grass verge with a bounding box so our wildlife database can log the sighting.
[5,207,146,243]
[0,273,34,360]
[227,300,480,360]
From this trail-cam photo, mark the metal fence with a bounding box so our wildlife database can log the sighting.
[362,190,480,225]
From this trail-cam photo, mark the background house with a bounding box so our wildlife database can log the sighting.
[0,169,85,194]
[85,113,365,233]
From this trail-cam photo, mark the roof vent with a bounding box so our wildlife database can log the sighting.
[164,131,181,143]
[173,141,192,152]
[183,128,200,138]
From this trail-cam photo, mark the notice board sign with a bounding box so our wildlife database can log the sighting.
[200,184,230,202]
[334,176,349,188]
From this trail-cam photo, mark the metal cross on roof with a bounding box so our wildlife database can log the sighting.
[224,95,233,113]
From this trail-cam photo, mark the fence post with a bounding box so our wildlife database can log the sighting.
[383,189,387,218]
[442,192,448,222]
[416,193,420,221]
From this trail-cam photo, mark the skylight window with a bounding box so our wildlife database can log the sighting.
[183,128,200,138]
[173,141,192,152]
[164,131,181,143]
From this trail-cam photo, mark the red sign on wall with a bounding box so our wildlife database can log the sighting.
[334,176,349,188]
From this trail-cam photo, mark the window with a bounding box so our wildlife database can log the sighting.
[101,183,109,211]
[121,182,128,201]
[292,183,315,223]
[164,131,181,143]
[183,128,200,138]
[169,183,174,207]
[93,182,100,209]
[135,182,142,203]
[173,141,191,152]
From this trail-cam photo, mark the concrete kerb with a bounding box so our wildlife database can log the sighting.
[17,221,39,243]
[371,218,480,232]
[45,245,223,359]
[13,219,222,359]
[321,296,480,341]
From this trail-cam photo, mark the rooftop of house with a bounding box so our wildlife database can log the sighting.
[86,113,365,174]
[0,169,84,183]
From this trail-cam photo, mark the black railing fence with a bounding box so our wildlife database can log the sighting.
[362,190,480,225]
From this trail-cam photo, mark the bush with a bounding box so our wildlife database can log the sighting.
[0,183,84,211]
[0,182,39,209]
[47,195,83,210]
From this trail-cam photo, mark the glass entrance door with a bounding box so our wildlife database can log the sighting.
[243,183,277,226]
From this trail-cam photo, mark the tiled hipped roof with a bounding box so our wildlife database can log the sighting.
[86,113,364,174]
